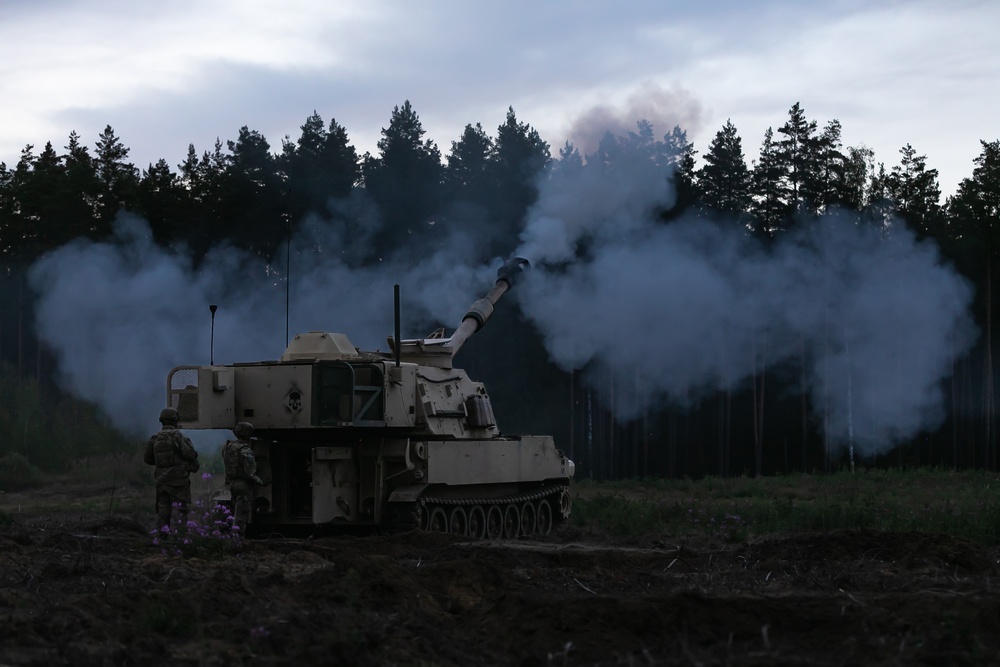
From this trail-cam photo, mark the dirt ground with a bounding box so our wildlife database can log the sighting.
[2,483,1000,666]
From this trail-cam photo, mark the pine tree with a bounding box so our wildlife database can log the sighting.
[813,120,851,210]
[222,126,285,256]
[588,130,622,174]
[775,102,821,218]
[176,141,226,258]
[624,120,658,164]
[93,125,139,229]
[488,107,550,254]
[662,125,699,215]
[28,142,66,249]
[751,128,786,235]
[552,141,583,179]
[698,119,752,224]
[361,100,444,258]
[948,140,1000,469]
[445,122,494,198]
[886,144,943,238]
[137,158,184,244]
[0,162,13,261]
[281,112,358,220]
[949,140,1000,235]
[840,145,876,212]
[6,145,37,258]
[321,118,359,198]
[63,131,100,233]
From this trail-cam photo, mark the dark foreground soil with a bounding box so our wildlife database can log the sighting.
[3,484,1000,666]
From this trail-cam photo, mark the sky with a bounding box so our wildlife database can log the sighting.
[1,0,997,197]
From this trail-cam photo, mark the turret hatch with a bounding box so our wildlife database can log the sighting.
[281,332,360,362]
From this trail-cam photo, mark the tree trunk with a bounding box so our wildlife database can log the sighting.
[951,349,958,469]
[586,389,594,479]
[608,368,617,479]
[17,276,24,381]
[986,258,995,470]
[800,335,808,472]
[751,331,767,477]
[568,370,575,461]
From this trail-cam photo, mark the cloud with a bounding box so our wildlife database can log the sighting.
[2,0,997,196]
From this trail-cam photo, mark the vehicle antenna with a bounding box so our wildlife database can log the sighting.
[394,284,401,367]
[209,304,218,365]
[285,212,291,347]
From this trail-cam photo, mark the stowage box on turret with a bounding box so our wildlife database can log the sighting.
[166,258,575,537]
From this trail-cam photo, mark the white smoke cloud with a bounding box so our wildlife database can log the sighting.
[519,146,676,264]
[514,165,977,455]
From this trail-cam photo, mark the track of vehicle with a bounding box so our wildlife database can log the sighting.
[393,485,571,539]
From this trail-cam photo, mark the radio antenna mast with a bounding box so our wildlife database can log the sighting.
[209,304,218,365]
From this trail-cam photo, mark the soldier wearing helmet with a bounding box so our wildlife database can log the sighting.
[144,407,200,529]
[222,421,263,534]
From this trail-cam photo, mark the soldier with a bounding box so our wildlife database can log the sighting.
[144,407,200,529]
[222,421,263,534]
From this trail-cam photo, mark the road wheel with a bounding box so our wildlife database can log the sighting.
[486,505,504,539]
[428,507,448,533]
[520,502,536,538]
[536,499,553,535]
[468,505,487,539]
[448,506,468,537]
[502,503,520,539]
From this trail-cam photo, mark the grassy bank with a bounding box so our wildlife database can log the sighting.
[570,468,1000,545]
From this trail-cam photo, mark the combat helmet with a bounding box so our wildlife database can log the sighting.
[233,421,254,439]
[159,407,179,424]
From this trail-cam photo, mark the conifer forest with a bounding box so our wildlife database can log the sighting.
[1,101,999,479]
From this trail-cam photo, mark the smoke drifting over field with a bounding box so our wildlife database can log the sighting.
[28,215,495,436]
[515,166,977,455]
[29,136,976,455]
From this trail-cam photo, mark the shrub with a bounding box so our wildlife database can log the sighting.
[0,453,44,491]
[151,474,243,558]
[151,499,243,558]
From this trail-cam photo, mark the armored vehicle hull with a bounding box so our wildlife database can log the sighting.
[166,258,574,537]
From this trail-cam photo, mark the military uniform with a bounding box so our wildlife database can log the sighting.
[144,407,199,529]
[222,422,262,534]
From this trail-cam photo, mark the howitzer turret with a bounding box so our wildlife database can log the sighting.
[166,257,574,537]
[385,256,529,368]
[448,256,529,357]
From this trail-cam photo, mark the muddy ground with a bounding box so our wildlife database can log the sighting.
[2,483,1000,666]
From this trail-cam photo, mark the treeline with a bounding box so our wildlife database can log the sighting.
[1,100,998,478]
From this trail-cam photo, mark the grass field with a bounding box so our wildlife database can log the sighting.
[570,468,1000,544]
[6,454,1000,546]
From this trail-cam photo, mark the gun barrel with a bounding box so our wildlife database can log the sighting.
[449,257,529,357]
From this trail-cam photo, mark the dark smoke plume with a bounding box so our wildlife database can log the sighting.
[564,82,704,157]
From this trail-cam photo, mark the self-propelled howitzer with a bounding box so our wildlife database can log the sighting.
[166,257,575,537]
